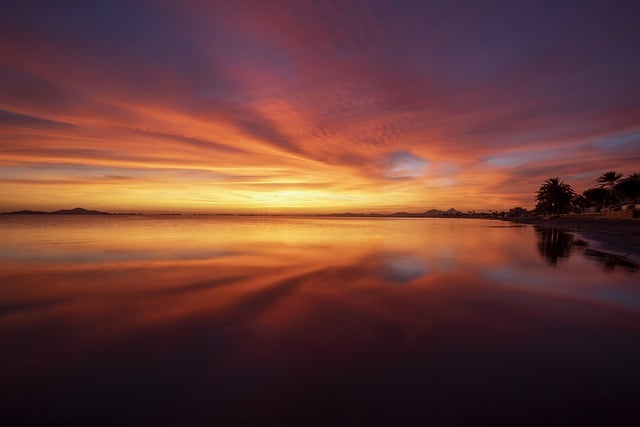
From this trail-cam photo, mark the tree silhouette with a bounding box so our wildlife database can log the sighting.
[535,177,575,215]
[597,171,623,208]
[582,187,608,211]
[571,194,590,213]
[614,173,640,202]
[597,170,623,188]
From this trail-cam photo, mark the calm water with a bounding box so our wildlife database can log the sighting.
[1,216,639,425]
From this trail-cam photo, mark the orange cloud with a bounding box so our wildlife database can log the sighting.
[1,1,639,212]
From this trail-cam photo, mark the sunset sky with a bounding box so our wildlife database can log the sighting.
[1,1,639,213]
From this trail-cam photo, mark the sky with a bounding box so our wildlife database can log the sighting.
[1,0,639,213]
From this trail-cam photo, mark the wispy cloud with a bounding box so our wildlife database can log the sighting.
[1,1,639,211]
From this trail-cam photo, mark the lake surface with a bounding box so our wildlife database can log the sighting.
[1,216,638,425]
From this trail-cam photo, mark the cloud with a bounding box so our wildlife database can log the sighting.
[0,1,639,211]
[0,109,75,129]
[384,151,429,179]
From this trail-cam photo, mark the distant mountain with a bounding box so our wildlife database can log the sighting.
[421,208,465,217]
[52,208,112,215]
[3,210,49,215]
[423,209,444,217]
[4,207,112,215]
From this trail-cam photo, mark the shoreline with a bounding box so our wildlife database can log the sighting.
[503,216,640,265]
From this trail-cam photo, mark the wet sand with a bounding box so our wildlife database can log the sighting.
[504,216,640,264]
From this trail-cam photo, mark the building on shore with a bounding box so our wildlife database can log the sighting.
[606,202,639,219]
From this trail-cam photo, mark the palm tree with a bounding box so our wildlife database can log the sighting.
[597,171,622,209]
[536,177,575,215]
[614,173,640,203]
[597,170,623,188]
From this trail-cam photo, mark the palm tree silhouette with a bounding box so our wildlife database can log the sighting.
[597,171,622,210]
[536,177,574,215]
[614,173,640,203]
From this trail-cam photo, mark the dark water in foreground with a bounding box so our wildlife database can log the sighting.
[1,216,639,426]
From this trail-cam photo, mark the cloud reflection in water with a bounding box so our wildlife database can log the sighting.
[381,253,427,283]
[0,216,639,424]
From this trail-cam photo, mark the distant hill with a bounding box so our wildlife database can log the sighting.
[423,208,463,217]
[3,208,468,217]
[4,210,49,215]
[4,207,112,215]
[423,209,444,217]
[52,208,112,215]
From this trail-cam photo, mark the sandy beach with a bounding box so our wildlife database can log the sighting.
[504,216,640,265]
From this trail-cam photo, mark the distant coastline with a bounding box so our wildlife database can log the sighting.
[2,207,140,216]
[0,207,484,218]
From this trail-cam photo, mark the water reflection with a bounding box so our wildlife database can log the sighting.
[535,226,639,272]
[381,253,427,283]
[583,248,639,273]
[0,217,639,425]
[535,227,573,265]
